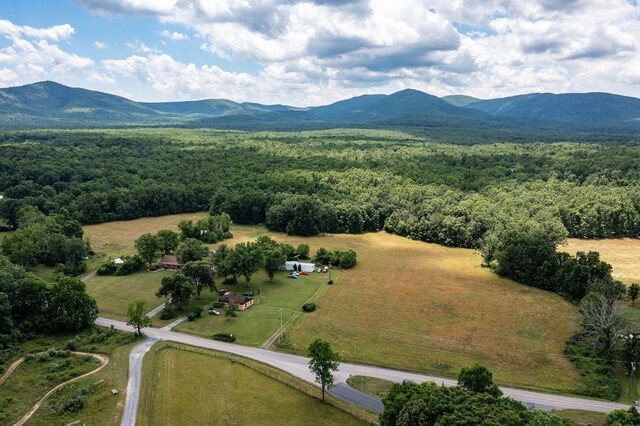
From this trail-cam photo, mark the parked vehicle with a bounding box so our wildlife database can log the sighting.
[208,309,220,315]
[288,273,299,279]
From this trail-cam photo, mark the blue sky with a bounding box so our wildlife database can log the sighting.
[0,0,639,105]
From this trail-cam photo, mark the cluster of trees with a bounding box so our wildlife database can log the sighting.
[1,207,90,276]
[0,256,98,362]
[380,364,570,425]
[97,255,145,276]
[314,247,357,269]
[178,213,232,243]
[484,227,621,303]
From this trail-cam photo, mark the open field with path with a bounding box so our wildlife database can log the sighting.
[137,346,367,426]
[563,238,640,284]
[83,215,581,393]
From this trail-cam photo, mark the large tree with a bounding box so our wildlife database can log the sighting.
[157,273,195,309]
[127,300,151,336]
[579,292,628,360]
[182,261,215,297]
[264,246,286,281]
[234,242,265,287]
[47,276,99,332]
[135,233,161,267]
[457,364,502,397]
[157,229,180,254]
[308,339,339,401]
[175,238,209,264]
[629,283,640,306]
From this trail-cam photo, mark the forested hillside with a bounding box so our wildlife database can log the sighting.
[1,128,640,248]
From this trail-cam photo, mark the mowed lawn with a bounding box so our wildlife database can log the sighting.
[137,347,366,426]
[175,269,335,346]
[562,238,640,284]
[85,271,174,321]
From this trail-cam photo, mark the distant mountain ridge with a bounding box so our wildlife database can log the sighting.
[0,81,638,141]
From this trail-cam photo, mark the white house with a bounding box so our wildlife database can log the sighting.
[285,261,315,272]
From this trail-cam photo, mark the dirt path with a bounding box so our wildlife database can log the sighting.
[1,351,110,426]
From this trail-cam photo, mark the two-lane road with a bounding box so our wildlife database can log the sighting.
[97,316,631,423]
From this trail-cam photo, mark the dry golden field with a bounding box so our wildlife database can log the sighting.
[562,238,640,284]
[83,214,582,392]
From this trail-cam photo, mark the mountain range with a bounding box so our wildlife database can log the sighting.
[0,81,638,140]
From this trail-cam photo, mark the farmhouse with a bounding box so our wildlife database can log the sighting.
[159,255,182,270]
[285,261,316,272]
[219,292,254,311]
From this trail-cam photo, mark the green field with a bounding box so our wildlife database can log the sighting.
[346,376,394,400]
[137,346,367,426]
[175,269,336,346]
[83,217,581,393]
[84,270,175,321]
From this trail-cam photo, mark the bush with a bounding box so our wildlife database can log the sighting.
[66,339,78,351]
[339,249,357,269]
[212,333,236,342]
[327,279,334,285]
[302,303,317,312]
[55,395,85,414]
[159,307,177,320]
[187,313,195,321]
[193,306,203,318]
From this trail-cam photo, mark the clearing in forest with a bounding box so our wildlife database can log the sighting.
[562,238,640,284]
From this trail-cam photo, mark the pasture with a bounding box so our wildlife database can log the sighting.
[85,270,174,321]
[83,215,582,393]
[562,238,640,284]
[137,346,367,426]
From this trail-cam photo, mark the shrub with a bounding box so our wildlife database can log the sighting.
[302,303,317,312]
[159,307,177,320]
[193,306,203,318]
[339,250,357,269]
[187,313,195,321]
[327,279,334,285]
[66,339,78,351]
[55,395,85,414]
[212,333,236,342]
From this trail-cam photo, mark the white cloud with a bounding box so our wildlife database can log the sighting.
[0,19,74,41]
[94,40,108,49]
[125,41,161,53]
[160,30,189,40]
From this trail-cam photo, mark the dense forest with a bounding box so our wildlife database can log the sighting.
[2,128,640,248]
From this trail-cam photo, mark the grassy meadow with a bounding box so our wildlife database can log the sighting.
[562,238,640,284]
[83,214,582,393]
[83,212,207,272]
[137,346,367,426]
[85,270,175,321]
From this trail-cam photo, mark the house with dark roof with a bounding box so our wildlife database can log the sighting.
[219,292,254,311]
[159,255,182,270]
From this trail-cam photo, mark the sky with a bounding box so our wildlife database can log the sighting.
[0,0,639,106]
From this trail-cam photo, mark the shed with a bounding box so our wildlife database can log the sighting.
[159,255,182,270]
[219,292,254,311]
[285,261,316,273]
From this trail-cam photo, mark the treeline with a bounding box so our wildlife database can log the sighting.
[0,256,98,363]
[2,129,640,247]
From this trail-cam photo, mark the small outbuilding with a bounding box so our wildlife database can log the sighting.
[285,261,315,273]
[219,292,254,311]
[113,258,125,265]
[159,255,182,270]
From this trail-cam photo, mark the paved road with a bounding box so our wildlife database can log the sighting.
[145,302,166,319]
[330,383,384,413]
[97,317,631,418]
[121,337,158,426]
